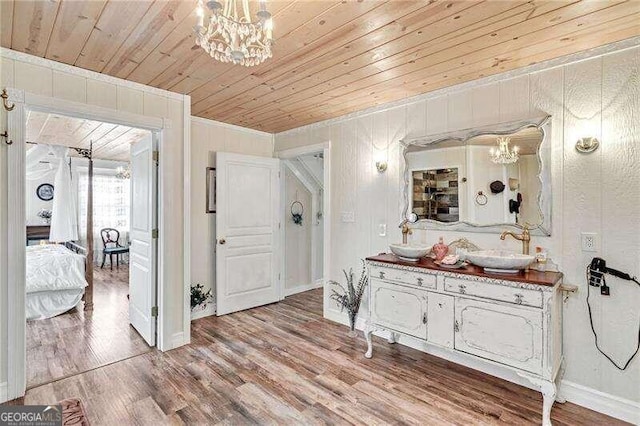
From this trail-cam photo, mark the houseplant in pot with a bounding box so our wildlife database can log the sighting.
[329,261,368,337]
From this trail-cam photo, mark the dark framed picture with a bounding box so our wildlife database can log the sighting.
[36,183,54,201]
[206,167,216,213]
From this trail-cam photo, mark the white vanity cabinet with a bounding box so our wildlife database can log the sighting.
[365,255,564,426]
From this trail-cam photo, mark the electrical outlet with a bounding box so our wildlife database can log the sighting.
[581,232,598,252]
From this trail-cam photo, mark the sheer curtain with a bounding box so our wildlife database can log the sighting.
[77,172,130,263]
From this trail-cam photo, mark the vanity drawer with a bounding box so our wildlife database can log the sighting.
[444,277,543,308]
[370,265,436,289]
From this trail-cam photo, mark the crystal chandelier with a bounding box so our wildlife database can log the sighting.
[490,137,519,164]
[194,0,274,67]
[116,165,131,180]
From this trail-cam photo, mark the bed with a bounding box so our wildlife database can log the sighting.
[26,244,88,320]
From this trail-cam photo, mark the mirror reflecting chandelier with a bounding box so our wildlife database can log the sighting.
[194,0,274,67]
[489,137,519,164]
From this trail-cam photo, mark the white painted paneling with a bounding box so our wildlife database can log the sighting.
[274,44,640,409]
[447,90,473,131]
[1,57,14,87]
[143,92,168,119]
[14,62,52,96]
[189,117,272,312]
[500,75,530,122]
[599,48,640,397]
[52,71,86,103]
[426,96,448,135]
[472,82,500,127]
[562,56,603,392]
[117,86,144,115]
[86,80,117,110]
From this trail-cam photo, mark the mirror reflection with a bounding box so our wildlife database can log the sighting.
[408,127,543,227]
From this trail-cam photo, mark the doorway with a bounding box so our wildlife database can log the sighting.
[282,151,324,296]
[23,110,158,388]
[277,143,331,314]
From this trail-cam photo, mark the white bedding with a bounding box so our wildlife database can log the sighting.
[26,244,88,320]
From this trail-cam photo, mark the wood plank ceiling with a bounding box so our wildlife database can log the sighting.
[26,111,150,161]
[2,0,640,133]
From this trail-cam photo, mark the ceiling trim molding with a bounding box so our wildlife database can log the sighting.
[191,115,272,137]
[1,47,186,102]
[275,36,640,137]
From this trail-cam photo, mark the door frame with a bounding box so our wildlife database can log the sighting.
[4,88,189,400]
[275,142,331,314]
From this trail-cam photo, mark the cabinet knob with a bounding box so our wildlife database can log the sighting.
[417,277,423,286]
[379,271,385,279]
[514,294,524,304]
[454,320,460,332]
[422,312,427,324]
[458,284,466,294]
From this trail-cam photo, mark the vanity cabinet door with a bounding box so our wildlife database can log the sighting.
[427,293,454,348]
[454,298,542,374]
[370,279,427,339]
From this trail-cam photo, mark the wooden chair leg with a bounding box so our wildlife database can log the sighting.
[101,253,106,269]
[116,254,119,270]
[110,254,113,270]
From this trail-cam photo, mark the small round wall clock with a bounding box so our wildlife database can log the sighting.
[36,183,54,201]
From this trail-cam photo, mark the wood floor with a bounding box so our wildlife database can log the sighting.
[14,289,627,425]
[26,264,152,388]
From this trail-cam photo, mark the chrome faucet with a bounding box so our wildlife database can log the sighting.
[500,225,531,255]
[399,219,413,244]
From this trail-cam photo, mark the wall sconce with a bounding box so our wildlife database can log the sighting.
[375,161,387,173]
[576,137,599,154]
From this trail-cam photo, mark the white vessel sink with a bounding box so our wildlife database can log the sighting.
[465,250,535,273]
[389,243,431,262]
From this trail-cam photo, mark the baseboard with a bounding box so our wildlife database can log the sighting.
[284,281,323,297]
[558,380,640,424]
[0,381,7,403]
[323,311,639,424]
[191,303,216,320]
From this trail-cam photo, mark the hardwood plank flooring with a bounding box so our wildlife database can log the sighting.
[14,289,628,425]
[26,264,152,389]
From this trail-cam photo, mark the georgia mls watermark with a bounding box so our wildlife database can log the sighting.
[0,405,62,426]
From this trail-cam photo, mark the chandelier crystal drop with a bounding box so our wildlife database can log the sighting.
[116,165,131,180]
[194,0,274,67]
[489,137,519,164]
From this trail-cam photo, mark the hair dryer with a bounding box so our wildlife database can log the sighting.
[588,257,633,287]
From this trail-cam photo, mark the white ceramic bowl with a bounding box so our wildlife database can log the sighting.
[389,243,431,262]
[465,250,535,273]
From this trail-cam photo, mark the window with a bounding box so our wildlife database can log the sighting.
[78,172,130,261]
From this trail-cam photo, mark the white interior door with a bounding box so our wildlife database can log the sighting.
[129,134,157,345]
[216,152,281,315]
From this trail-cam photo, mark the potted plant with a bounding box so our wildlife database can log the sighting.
[190,283,212,315]
[329,261,368,336]
[37,209,52,225]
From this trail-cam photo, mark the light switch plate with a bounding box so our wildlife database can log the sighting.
[378,223,386,237]
[341,211,355,223]
[581,232,598,252]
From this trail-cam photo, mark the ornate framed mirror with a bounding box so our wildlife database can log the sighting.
[400,116,552,236]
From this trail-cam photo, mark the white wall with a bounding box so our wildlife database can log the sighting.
[0,48,190,395]
[189,117,272,310]
[284,167,312,290]
[274,44,640,410]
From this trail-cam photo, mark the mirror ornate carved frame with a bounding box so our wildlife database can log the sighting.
[400,115,552,236]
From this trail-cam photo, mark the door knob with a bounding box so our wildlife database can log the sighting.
[219,238,226,245]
